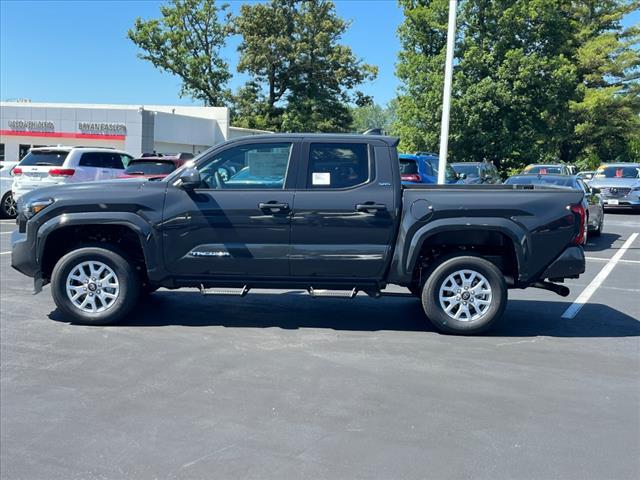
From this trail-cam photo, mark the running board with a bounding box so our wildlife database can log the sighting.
[308,287,358,299]
[199,284,249,296]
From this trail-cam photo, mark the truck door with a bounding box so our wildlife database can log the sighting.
[290,140,399,279]
[162,140,299,276]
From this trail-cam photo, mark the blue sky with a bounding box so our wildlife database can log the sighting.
[0,1,638,108]
[0,0,403,106]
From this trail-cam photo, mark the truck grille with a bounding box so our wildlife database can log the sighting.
[601,187,631,198]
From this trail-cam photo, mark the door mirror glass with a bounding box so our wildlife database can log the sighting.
[177,167,201,189]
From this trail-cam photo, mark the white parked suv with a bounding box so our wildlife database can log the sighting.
[1,160,19,218]
[12,146,134,202]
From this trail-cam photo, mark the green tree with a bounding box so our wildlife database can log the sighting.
[569,1,640,166]
[394,0,639,171]
[234,0,377,132]
[350,100,397,133]
[128,0,233,106]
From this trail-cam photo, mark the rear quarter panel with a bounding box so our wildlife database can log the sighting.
[389,185,584,285]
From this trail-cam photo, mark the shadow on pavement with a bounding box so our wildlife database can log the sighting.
[49,291,640,338]
[585,232,620,252]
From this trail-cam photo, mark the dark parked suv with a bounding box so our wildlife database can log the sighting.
[451,162,501,184]
[12,134,586,334]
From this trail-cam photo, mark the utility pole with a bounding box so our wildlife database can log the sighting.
[437,0,457,185]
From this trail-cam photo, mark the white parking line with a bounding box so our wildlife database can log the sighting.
[562,232,639,319]
[586,256,640,265]
[0,231,13,235]
[0,251,11,255]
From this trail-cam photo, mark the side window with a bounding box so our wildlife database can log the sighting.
[307,143,369,189]
[79,152,103,168]
[198,142,292,190]
[103,153,125,169]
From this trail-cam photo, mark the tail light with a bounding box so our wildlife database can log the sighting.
[12,167,22,175]
[49,168,75,177]
[401,173,421,182]
[570,203,586,245]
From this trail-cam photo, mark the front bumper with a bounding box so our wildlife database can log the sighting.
[11,228,38,278]
[542,246,585,280]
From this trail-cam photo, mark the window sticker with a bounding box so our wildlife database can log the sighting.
[312,172,331,186]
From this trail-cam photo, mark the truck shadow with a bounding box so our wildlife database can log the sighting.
[50,292,640,338]
[584,233,620,252]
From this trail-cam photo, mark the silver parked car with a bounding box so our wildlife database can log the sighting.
[589,163,640,211]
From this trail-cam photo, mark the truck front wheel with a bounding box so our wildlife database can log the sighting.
[421,256,507,334]
[51,246,140,325]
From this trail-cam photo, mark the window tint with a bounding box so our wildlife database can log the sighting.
[79,152,103,168]
[103,153,125,169]
[199,143,292,189]
[124,161,176,175]
[399,159,418,175]
[20,151,68,166]
[307,143,369,189]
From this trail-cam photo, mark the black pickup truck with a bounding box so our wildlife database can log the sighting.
[11,134,586,334]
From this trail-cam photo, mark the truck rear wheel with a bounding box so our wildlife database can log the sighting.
[421,256,507,334]
[51,246,140,325]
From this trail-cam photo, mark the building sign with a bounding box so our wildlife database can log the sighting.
[8,120,55,132]
[78,122,126,135]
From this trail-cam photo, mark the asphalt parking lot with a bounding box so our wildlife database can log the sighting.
[1,213,638,480]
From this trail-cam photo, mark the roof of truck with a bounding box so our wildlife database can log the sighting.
[229,133,400,146]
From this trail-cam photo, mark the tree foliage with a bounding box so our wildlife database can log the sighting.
[350,100,397,133]
[233,0,377,132]
[128,0,233,106]
[394,0,640,169]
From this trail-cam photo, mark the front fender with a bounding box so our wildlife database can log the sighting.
[387,217,530,285]
[36,212,163,280]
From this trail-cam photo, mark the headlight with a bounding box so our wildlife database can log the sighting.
[23,199,54,218]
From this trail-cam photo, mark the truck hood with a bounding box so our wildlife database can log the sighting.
[16,179,166,210]
[590,178,640,189]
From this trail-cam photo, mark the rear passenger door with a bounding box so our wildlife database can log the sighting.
[290,140,398,280]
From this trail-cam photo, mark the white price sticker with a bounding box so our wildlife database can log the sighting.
[312,172,331,186]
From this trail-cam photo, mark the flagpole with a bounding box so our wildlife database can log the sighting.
[437,0,457,185]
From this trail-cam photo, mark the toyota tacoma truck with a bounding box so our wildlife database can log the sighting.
[11,134,586,334]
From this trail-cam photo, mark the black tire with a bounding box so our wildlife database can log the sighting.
[592,215,603,237]
[51,246,140,325]
[1,191,17,218]
[421,255,507,335]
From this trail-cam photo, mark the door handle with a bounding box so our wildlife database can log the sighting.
[258,202,290,212]
[355,203,387,213]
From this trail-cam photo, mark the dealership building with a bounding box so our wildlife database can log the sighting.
[0,101,268,162]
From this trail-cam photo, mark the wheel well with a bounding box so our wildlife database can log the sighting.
[413,229,518,287]
[41,224,147,282]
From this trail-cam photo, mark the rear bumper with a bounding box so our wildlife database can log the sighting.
[542,246,585,280]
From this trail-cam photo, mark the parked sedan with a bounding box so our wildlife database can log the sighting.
[505,174,604,237]
[522,164,573,175]
[589,163,640,210]
[451,162,501,184]
[399,153,458,184]
[0,161,18,218]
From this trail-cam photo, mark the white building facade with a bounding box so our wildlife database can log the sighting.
[0,102,268,162]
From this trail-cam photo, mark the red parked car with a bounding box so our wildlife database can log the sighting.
[118,153,194,180]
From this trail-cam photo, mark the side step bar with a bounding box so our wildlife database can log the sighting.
[199,284,250,296]
[308,287,358,299]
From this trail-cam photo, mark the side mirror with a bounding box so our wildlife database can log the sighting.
[176,167,201,189]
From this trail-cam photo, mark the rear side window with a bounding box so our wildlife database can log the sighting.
[19,151,68,167]
[307,143,369,189]
[399,159,418,174]
[79,152,103,168]
[103,153,126,169]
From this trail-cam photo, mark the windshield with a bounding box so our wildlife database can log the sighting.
[425,157,457,181]
[124,161,176,176]
[452,164,480,177]
[505,176,576,188]
[19,151,68,167]
[595,165,640,179]
[399,159,418,175]
[524,166,563,174]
